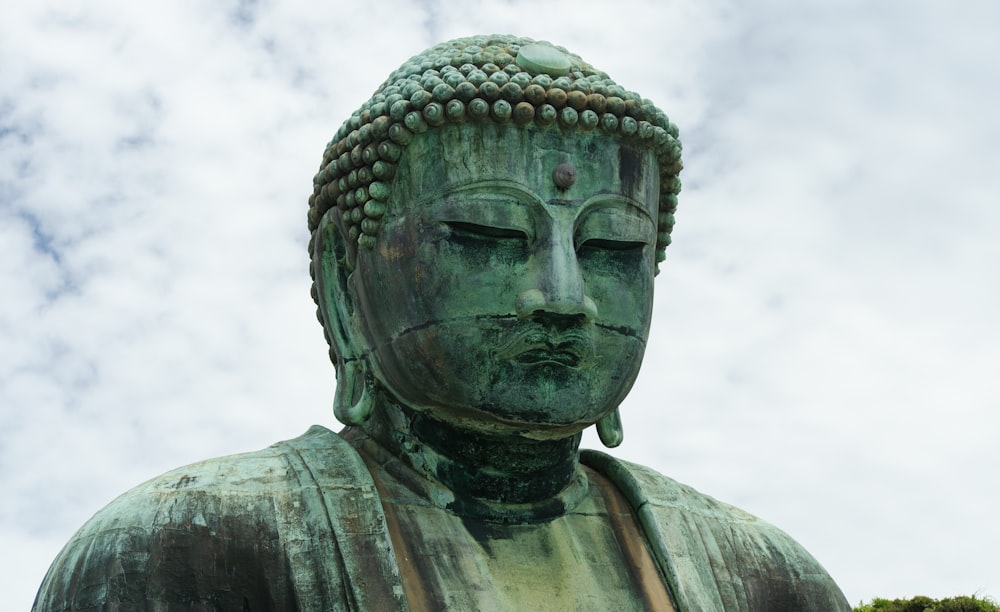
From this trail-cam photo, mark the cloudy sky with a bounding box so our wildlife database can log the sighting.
[3,0,998,608]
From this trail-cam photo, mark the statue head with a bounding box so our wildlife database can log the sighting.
[308,35,682,445]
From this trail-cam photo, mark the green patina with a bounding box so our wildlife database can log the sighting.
[34,35,851,611]
[306,35,681,269]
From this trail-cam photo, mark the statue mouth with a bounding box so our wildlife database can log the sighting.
[494,328,593,368]
[514,347,581,367]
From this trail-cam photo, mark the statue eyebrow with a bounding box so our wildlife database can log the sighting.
[580,193,656,223]
[412,179,543,208]
[412,180,654,228]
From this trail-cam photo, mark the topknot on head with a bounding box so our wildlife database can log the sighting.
[307,35,682,269]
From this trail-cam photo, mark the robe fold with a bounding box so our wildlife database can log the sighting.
[34,425,849,611]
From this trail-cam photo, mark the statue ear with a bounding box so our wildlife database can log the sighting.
[313,216,375,425]
[596,407,624,448]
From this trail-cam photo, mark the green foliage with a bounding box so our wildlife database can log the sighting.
[855,595,1000,612]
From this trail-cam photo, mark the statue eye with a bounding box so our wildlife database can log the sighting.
[576,238,646,275]
[442,221,530,264]
[577,238,645,253]
[444,221,527,242]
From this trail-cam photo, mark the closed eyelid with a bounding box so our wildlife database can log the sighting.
[577,237,646,250]
[443,221,528,239]
[575,208,655,244]
[430,192,535,239]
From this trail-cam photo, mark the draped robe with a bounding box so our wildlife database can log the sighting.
[34,426,850,611]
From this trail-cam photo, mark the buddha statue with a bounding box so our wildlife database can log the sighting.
[34,35,850,611]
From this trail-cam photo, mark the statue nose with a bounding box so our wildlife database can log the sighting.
[515,237,598,321]
[515,288,599,321]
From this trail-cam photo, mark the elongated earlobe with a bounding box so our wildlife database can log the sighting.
[333,359,375,426]
[596,407,624,448]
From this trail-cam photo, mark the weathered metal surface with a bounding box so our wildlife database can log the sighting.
[35,34,851,611]
[35,426,849,610]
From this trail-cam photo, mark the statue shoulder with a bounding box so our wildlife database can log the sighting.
[581,449,851,612]
[33,425,380,611]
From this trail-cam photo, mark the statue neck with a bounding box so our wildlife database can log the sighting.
[353,397,588,523]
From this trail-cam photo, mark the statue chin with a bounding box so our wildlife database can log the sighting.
[376,385,619,441]
[364,325,647,438]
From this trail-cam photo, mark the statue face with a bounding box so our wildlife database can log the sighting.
[349,124,659,436]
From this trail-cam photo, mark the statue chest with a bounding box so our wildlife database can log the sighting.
[372,464,677,611]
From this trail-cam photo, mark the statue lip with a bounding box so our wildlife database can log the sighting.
[514,346,581,367]
[494,328,593,368]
